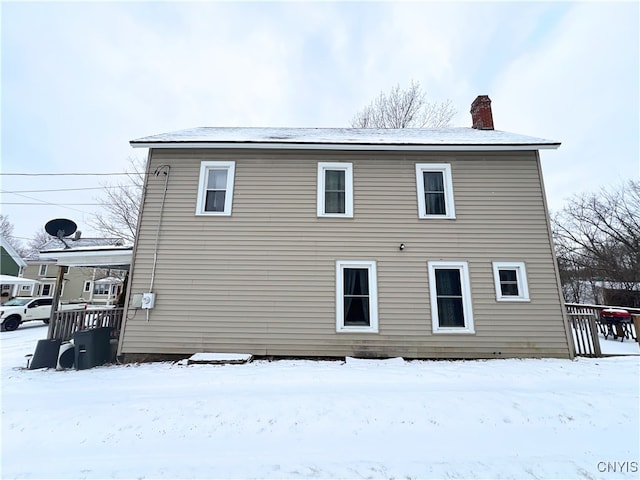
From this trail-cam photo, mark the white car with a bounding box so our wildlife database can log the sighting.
[0,297,87,332]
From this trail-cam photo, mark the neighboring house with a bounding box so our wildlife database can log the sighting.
[120,96,573,361]
[1,237,28,298]
[22,234,127,304]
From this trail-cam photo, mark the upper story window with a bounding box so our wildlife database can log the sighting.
[317,162,353,218]
[428,261,474,334]
[336,260,378,333]
[195,161,236,216]
[415,163,455,219]
[83,281,92,292]
[39,264,47,276]
[492,262,530,302]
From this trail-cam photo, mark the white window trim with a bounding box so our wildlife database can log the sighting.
[415,163,456,219]
[428,261,474,334]
[492,261,530,302]
[336,260,378,333]
[317,162,354,218]
[83,281,92,293]
[195,161,236,216]
[39,264,47,276]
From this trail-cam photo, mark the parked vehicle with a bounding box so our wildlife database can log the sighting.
[0,297,87,332]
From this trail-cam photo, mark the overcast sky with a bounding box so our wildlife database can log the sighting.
[1,1,638,243]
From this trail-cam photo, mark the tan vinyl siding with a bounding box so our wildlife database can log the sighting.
[121,149,571,359]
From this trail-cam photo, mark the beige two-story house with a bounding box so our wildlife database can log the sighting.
[119,96,573,361]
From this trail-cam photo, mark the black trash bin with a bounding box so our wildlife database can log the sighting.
[29,339,62,370]
[73,327,113,370]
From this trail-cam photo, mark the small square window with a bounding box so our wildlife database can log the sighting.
[428,261,474,333]
[336,260,378,333]
[318,163,353,218]
[195,161,236,216]
[492,262,530,301]
[416,164,456,219]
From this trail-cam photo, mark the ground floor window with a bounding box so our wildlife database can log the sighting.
[336,260,378,333]
[41,284,52,296]
[428,261,474,334]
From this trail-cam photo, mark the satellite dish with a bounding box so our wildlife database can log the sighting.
[44,218,77,249]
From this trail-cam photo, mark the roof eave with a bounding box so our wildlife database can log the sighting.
[130,141,561,151]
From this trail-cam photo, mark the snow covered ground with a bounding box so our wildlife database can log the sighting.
[2,323,639,480]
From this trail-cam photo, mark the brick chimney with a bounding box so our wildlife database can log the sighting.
[470,95,494,130]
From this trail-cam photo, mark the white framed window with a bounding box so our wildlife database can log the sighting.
[336,260,378,333]
[21,285,32,292]
[39,264,47,276]
[195,161,236,216]
[41,284,52,296]
[83,281,92,293]
[317,162,353,218]
[428,261,474,334]
[415,163,455,219]
[94,284,110,295]
[492,262,530,302]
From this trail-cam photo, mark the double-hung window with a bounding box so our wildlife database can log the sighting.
[428,261,474,333]
[317,162,353,217]
[492,262,530,301]
[336,260,378,333]
[415,163,455,219]
[196,161,236,215]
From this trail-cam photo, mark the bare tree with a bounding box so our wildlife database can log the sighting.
[552,180,640,305]
[351,80,456,128]
[26,229,51,257]
[0,214,25,256]
[89,157,145,244]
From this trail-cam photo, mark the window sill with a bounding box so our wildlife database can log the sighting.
[337,327,379,334]
[432,328,475,334]
[195,211,232,216]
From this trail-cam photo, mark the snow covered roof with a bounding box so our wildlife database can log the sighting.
[40,237,126,253]
[94,276,124,284]
[131,127,560,151]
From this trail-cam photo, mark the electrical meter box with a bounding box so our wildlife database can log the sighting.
[141,292,156,309]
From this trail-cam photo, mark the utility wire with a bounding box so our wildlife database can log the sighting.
[0,172,140,176]
[1,185,138,194]
[1,191,94,214]
[3,202,105,205]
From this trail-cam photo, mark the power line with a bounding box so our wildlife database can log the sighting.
[1,185,138,194]
[2,202,104,206]
[1,191,94,214]
[0,172,140,176]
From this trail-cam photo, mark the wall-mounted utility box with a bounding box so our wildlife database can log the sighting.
[131,293,143,308]
[141,292,156,309]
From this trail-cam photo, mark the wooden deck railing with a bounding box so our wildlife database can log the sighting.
[565,303,639,357]
[51,307,123,342]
